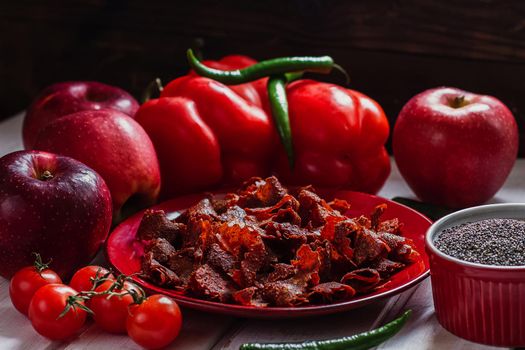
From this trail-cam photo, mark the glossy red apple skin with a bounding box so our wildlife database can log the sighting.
[393,87,518,208]
[33,110,161,220]
[0,151,112,279]
[23,81,139,149]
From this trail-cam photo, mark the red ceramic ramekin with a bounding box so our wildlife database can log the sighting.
[426,203,525,347]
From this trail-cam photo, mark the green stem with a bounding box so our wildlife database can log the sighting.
[32,252,51,273]
[141,78,164,103]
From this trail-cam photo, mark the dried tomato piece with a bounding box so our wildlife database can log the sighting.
[145,238,176,264]
[297,188,342,228]
[240,250,266,287]
[292,244,321,286]
[378,232,420,263]
[332,219,359,262]
[177,198,217,223]
[137,209,185,244]
[184,218,215,249]
[341,268,381,293]
[320,215,346,241]
[326,242,356,280]
[142,252,181,287]
[233,287,267,307]
[211,193,240,214]
[273,207,302,225]
[206,243,237,280]
[308,282,356,304]
[353,229,390,266]
[267,263,296,282]
[188,264,236,302]
[263,221,316,249]
[369,258,405,277]
[245,194,299,221]
[356,215,371,229]
[218,205,248,223]
[216,222,265,257]
[327,198,351,214]
[309,240,333,281]
[261,280,308,306]
[377,218,402,234]
[370,204,387,230]
[218,206,265,236]
[168,248,196,286]
[292,244,321,273]
[237,176,287,208]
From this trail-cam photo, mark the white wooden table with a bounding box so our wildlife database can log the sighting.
[0,112,520,350]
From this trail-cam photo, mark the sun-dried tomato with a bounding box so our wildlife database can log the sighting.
[139,176,419,307]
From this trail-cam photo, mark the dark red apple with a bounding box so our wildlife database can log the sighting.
[23,81,139,149]
[33,110,161,221]
[0,150,112,279]
[393,87,518,208]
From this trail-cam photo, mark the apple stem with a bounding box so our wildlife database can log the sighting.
[449,95,469,108]
[40,170,54,181]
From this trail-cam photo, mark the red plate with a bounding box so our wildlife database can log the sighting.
[106,190,431,318]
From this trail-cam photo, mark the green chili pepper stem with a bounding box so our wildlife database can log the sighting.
[239,310,412,350]
[187,49,334,85]
[267,75,294,168]
[332,63,350,85]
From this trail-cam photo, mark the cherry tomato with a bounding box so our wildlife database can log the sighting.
[127,294,182,349]
[69,265,114,293]
[10,265,62,315]
[90,280,140,333]
[28,284,87,340]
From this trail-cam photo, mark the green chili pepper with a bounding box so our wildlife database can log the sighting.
[239,310,411,350]
[268,74,294,167]
[187,49,334,85]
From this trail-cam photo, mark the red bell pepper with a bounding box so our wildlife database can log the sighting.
[134,76,275,198]
[274,80,390,194]
[189,55,267,109]
[135,54,390,197]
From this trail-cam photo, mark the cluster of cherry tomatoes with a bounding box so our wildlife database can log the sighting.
[9,255,182,349]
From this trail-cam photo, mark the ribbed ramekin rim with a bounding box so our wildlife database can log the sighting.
[425,203,525,271]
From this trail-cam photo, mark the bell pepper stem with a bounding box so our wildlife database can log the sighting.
[141,78,164,103]
[267,75,294,168]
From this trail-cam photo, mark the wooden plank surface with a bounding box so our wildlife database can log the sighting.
[0,112,513,349]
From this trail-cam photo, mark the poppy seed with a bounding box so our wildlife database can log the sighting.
[434,219,525,266]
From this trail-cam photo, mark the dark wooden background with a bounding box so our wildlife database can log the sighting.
[2,0,525,153]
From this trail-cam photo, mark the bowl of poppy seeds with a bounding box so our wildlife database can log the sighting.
[425,203,525,347]
[434,218,525,266]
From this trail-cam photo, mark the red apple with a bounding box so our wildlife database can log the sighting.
[393,87,518,208]
[33,110,161,221]
[23,81,139,149]
[0,150,112,279]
